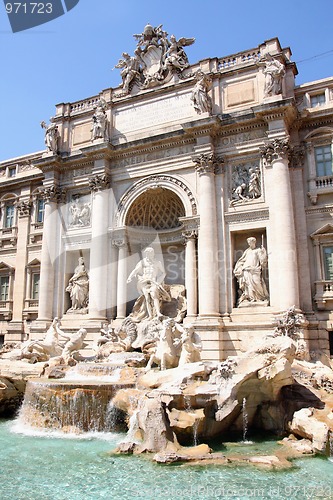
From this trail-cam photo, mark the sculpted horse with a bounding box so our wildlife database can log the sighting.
[145,318,179,371]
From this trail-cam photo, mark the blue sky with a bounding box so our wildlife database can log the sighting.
[0,0,332,161]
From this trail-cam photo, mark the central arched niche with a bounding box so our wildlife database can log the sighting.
[125,187,186,314]
[125,187,185,230]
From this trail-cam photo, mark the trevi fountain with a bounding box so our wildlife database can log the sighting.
[1,23,333,500]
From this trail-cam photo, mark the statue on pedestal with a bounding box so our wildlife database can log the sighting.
[234,237,269,306]
[258,53,285,97]
[66,257,89,312]
[40,119,59,154]
[127,247,170,321]
[191,71,212,115]
[91,99,109,142]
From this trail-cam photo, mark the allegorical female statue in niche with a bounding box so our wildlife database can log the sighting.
[233,237,269,306]
[66,257,89,312]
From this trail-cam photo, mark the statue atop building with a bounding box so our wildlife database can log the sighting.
[191,71,212,115]
[40,118,59,154]
[115,24,195,94]
[258,53,285,97]
[91,99,109,141]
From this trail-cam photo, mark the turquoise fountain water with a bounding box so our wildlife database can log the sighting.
[1,419,333,500]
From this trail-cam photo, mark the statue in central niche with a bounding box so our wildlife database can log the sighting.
[127,247,171,320]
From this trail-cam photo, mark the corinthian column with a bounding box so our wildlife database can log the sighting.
[193,153,222,316]
[38,185,63,321]
[88,174,110,320]
[260,138,299,310]
[11,200,32,322]
[182,229,198,318]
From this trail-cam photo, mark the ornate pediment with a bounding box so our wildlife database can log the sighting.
[311,224,333,241]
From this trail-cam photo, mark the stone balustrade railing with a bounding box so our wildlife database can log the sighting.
[314,280,333,309]
[218,50,260,70]
[315,176,333,189]
[70,97,101,115]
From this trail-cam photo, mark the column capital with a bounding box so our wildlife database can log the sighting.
[17,200,32,218]
[182,229,198,245]
[89,173,111,192]
[260,138,291,166]
[112,238,127,248]
[192,152,224,175]
[40,185,65,203]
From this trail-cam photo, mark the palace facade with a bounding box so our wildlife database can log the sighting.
[1,29,333,361]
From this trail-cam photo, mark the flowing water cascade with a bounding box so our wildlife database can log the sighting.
[329,431,333,462]
[184,394,199,446]
[242,397,248,442]
[16,363,135,433]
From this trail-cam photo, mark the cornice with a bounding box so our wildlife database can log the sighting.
[305,204,333,216]
[225,208,269,223]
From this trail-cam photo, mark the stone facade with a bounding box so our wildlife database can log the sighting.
[0,31,333,361]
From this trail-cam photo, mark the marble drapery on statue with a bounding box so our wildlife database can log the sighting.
[127,247,171,321]
[40,119,59,154]
[258,53,285,97]
[191,71,212,115]
[234,237,269,306]
[66,257,89,312]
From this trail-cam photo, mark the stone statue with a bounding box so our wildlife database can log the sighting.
[96,322,118,347]
[115,52,142,94]
[163,34,194,71]
[115,25,195,93]
[66,257,89,312]
[91,99,109,141]
[61,328,87,363]
[145,318,180,371]
[234,237,269,305]
[274,306,305,340]
[40,119,59,154]
[248,168,261,199]
[191,71,212,114]
[258,54,285,97]
[20,317,67,361]
[127,247,170,320]
[177,325,202,366]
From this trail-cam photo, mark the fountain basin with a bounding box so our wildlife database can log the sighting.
[18,378,134,433]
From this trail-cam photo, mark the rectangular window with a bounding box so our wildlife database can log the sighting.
[0,276,9,301]
[32,273,40,300]
[36,199,44,223]
[4,204,14,228]
[315,145,333,177]
[323,246,333,280]
[310,94,326,107]
[8,167,16,178]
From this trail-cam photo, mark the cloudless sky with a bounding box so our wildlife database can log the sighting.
[0,0,332,161]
